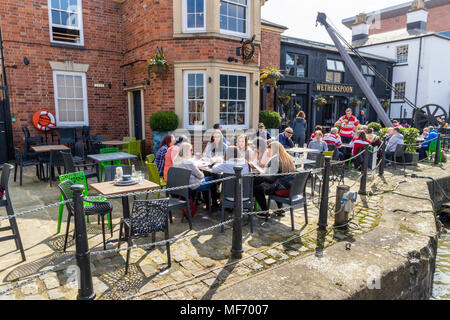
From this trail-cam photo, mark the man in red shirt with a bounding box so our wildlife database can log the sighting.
[335,108,359,144]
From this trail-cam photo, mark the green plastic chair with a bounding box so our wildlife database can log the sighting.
[121,137,135,153]
[146,154,155,163]
[145,161,166,199]
[99,147,121,181]
[322,151,334,158]
[426,140,442,163]
[129,140,144,166]
[57,171,112,233]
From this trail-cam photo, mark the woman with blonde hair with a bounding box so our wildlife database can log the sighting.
[254,141,296,219]
[236,134,252,161]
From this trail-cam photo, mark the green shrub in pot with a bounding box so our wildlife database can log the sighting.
[149,111,179,153]
[368,122,382,134]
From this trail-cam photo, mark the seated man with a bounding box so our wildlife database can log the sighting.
[254,123,272,142]
[323,127,344,160]
[418,126,438,160]
[385,127,404,164]
[277,127,294,149]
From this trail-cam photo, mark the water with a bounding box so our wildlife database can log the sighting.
[432,231,450,300]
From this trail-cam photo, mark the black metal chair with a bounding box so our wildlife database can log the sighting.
[166,167,193,229]
[13,148,40,186]
[304,152,324,197]
[326,144,340,161]
[73,141,87,164]
[103,165,132,182]
[77,126,90,143]
[393,143,407,172]
[61,151,99,182]
[22,126,43,161]
[0,164,26,261]
[268,171,310,230]
[58,128,76,145]
[58,180,113,251]
[48,150,66,187]
[118,199,170,274]
[220,173,254,233]
[88,135,104,154]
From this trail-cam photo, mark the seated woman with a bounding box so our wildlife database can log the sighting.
[204,129,227,159]
[212,146,250,175]
[307,131,328,152]
[253,142,296,219]
[155,134,175,176]
[310,125,323,141]
[163,135,188,181]
[236,134,252,162]
[366,128,382,148]
[249,137,270,168]
[351,131,372,156]
[174,142,219,210]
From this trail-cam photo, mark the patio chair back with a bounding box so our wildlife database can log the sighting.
[146,162,161,186]
[100,147,119,154]
[81,126,90,140]
[59,171,88,198]
[166,166,191,200]
[61,151,76,173]
[74,141,85,159]
[221,173,253,200]
[146,154,155,163]
[129,199,169,236]
[59,128,76,144]
[14,147,24,166]
[104,165,132,182]
[306,152,324,168]
[121,137,135,153]
[58,179,76,211]
[289,171,310,199]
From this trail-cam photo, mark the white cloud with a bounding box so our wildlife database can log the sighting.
[261,0,409,44]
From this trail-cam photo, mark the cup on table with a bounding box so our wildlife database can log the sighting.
[195,152,201,160]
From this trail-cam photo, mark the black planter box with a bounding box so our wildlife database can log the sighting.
[404,152,419,166]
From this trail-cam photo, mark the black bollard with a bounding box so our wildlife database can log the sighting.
[231,166,243,259]
[359,146,369,195]
[318,156,331,230]
[379,142,386,176]
[71,184,96,301]
[435,134,441,165]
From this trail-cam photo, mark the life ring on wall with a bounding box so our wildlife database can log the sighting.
[32,109,56,131]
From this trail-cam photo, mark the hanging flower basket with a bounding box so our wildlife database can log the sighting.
[314,96,327,107]
[148,47,169,77]
[349,96,362,107]
[279,91,291,105]
[381,99,390,109]
[260,67,283,88]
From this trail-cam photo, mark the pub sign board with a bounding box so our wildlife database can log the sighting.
[315,83,354,94]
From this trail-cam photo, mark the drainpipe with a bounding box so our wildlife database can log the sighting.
[414,37,423,109]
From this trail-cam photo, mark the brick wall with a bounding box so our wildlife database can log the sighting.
[260,28,281,111]
[0,0,127,150]
[369,4,450,35]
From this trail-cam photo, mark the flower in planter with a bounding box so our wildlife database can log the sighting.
[349,96,362,107]
[314,96,327,106]
[260,67,283,88]
[148,47,169,76]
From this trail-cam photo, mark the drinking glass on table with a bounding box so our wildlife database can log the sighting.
[195,152,201,161]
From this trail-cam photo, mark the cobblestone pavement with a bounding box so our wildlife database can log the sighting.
[0,157,446,300]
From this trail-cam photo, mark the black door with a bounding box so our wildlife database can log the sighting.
[133,91,142,140]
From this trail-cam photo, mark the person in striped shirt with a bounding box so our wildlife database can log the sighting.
[351,131,371,156]
[335,108,359,144]
[324,127,344,160]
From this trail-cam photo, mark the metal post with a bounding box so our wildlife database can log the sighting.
[318,156,331,230]
[231,166,243,259]
[334,185,350,228]
[359,146,369,195]
[434,133,441,164]
[379,141,386,176]
[71,184,95,301]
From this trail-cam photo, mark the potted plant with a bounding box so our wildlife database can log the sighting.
[314,95,327,106]
[349,96,362,108]
[149,111,179,152]
[259,110,282,137]
[278,91,291,105]
[148,47,169,77]
[368,122,382,135]
[399,127,420,165]
[260,67,283,88]
[381,99,390,109]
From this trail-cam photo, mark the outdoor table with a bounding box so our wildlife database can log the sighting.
[31,145,70,153]
[286,147,320,155]
[102,140,130,147]
[89,179,159,242]
[87,152,137,179]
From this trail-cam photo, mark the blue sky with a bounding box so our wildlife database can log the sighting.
[261,0,410,44]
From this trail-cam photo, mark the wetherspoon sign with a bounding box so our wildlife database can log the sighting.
[316,83,353,94]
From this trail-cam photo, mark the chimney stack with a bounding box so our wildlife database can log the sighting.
[351,13,369,44]
[407,0,428,34]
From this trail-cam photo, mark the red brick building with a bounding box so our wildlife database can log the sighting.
[342,0,450,36]
[0,0,273,162]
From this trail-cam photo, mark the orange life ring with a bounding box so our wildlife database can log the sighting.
[32,109,56,131]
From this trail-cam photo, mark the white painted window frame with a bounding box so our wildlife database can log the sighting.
[182,0,206,33]
[219,71,249,130]
[393,81,406,101]
[48,0,84,46]
[53,71,89,127]
[184,70,207,130]
[219,0,250,39]
[396,45,408,64]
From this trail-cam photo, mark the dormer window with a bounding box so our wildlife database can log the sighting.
[49,0,84,45]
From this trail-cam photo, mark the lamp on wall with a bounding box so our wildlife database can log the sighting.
[23,57,30,65]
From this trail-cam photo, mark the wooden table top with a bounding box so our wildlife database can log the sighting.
[287,147,320,154]
[102,140,130,146]
[31,145,70,152]
[89,179,159,196]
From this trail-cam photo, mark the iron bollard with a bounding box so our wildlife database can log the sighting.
[358,146,369,195]
[334,185,350,228]
[379,142,386,176]
[71,184,96,301]
[231,166,243,259]
[318,156,331,230]
[435,134,441,165]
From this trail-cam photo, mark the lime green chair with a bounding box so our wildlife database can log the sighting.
[121,137,135,154]
[323,151,334,159]
[57,171,112,233]
[146,154,155,163]
[129,140,144,166]
[145,161,166,199]
[426,140,442,163]
[99,147,121,181]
